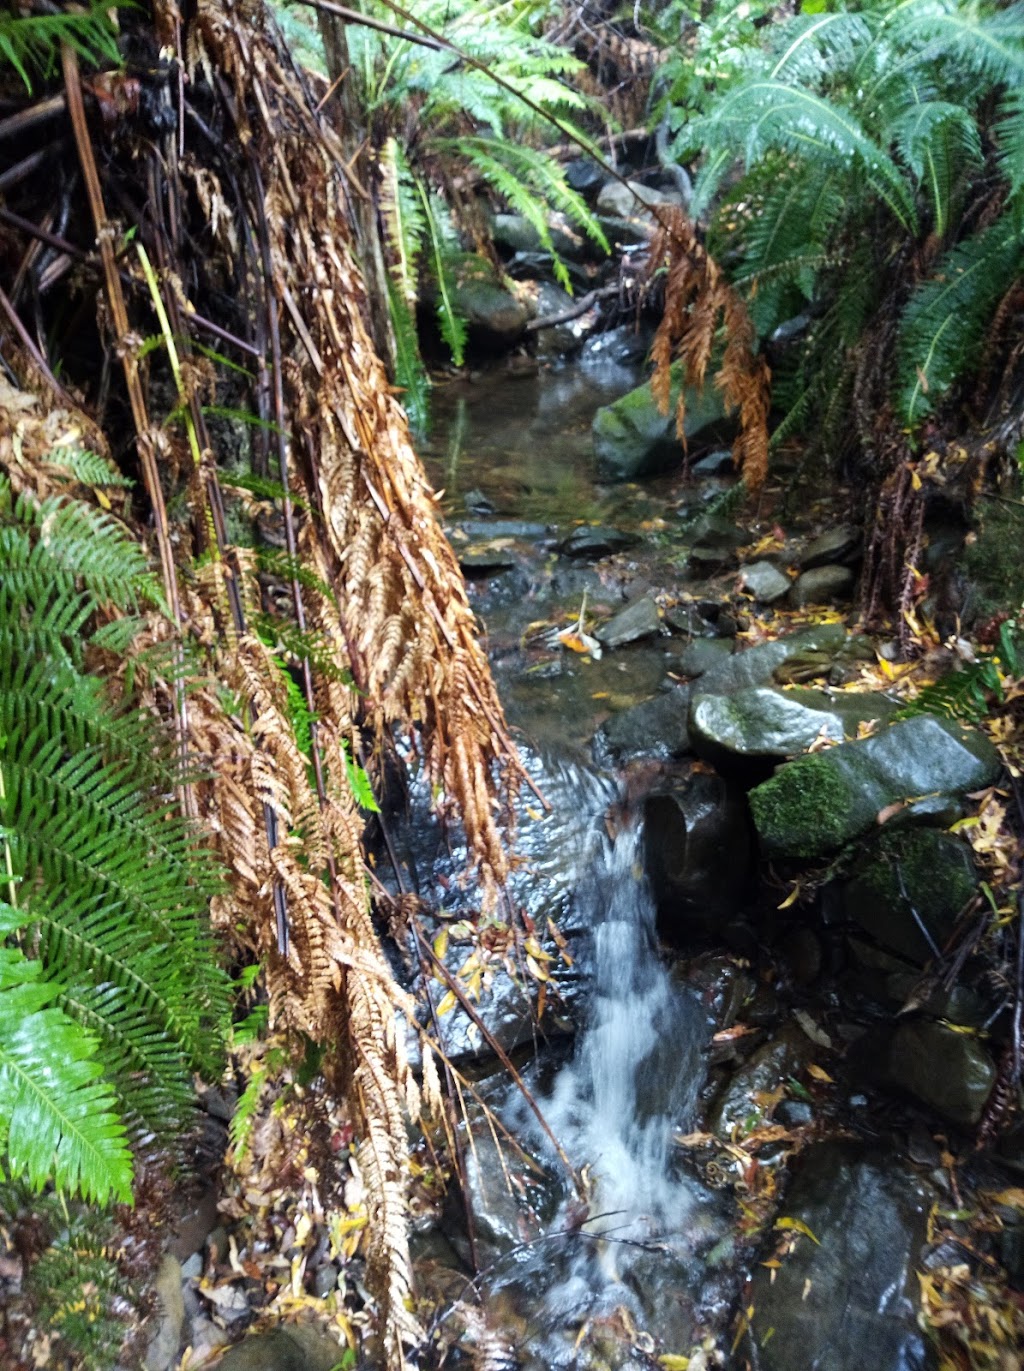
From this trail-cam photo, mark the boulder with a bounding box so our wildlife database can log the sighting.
[595,595,661,647]
[843,828,978,964]
[671,637,734,678]
[744,1142,934,1371]
[748,715,1001,860]
[881,1020,995,1127]
[789,563,856,606]
[594,686,691,763]
[592,363,734,481]
[737,560,791,603]
[451,268,528,348]
[215,1326,343,1371]
[696,624,849,696]
[595,179,682,217]
[643,773,752,941]
[690,686,898,765]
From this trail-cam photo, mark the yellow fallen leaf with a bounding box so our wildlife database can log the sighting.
[433,928,449,959]
[777,883,802,910]
[986,1188,1024,1208]
[807,1065,834,1084]
[436,990,457,1016]
[775,1216,820,1244]
[658,1357,690,1370]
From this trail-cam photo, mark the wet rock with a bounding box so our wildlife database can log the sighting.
[844,829,978,964]
[427,964,535,1064]
[697,624,849,695]
[789,563,856,607]
[215,1325,342,1371]
[592,364,734,481]
[565,158,604,194]
[671,637,734,678]
[457,546,519,574]
[749,715,1001,860]
[798,525,862,569]
[684,953,757,1045]
[594,686,691,763]
[691,449,735,477]
[450,518,550,541]
[532,281,593,357]
[707,1023,814,1138]
[559,525,638,559]
[452,269,528,348]
[144,1255,185,1371]
[687,544,735,574]
[686,513,750,550]
[663,602,716,637]
[596,179,682,217]
[690,686,896,766]
[595,595,661,647]
[737,560,791,603]
[745,1142,934,1371]
[447,1125,551,1268]
[881,1020,995,1127]
[643,773,752,942]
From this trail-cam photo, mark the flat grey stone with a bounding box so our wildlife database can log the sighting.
[672,638,734,678]
[737,560,791,603]
[559,525,637,559]
[595,595,661,647]
[690,686,896,763]
[789,563,856,606]
[691,449,736,477]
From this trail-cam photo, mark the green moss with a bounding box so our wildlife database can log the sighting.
[962,494,1024,621]
[748,753,853,858]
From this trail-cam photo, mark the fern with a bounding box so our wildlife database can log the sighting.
[418,185,468,367]
[897,205,1024,424]
[0,474,231,1201]
[889,98,980,238]
[0,1,124,93]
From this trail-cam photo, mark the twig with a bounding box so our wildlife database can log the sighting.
[525,284,620,332]
[0,93,66,142]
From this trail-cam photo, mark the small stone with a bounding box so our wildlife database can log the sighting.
[595,687,691,763]
[691,449,736,477]
[312,1262,340,1298]
[180,1253,203,1280]
[737,560,792,603]
[595,595,661,648]
[559,525,637,559]
[663,602,715,637]
[789,563,856,606]
[457,547,518,574]
[799,525,862,569]
[686,513,750,550]
[708,1023,814,1137]
[688,544,735,574]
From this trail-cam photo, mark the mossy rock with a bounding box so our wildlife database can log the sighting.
[962,494,1024,622]
[592,362,734,481]
[748,715,1001,860]
[844,828,977,964]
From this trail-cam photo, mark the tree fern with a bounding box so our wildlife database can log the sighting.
[0,474,230,1201]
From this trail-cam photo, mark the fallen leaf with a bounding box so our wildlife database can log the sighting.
[807,1064,834,1084]
[775,1216,820,1245]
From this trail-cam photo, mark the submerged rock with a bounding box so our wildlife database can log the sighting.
[690,686,897,765]
[595,595,661,647]
[592,363,734,481]
[844,828,978,964]
[595,686,691,763]
[643,773,752,941]
[748,715,1001,859]
[744,1142,934,1371]
[880,1020,995,1127]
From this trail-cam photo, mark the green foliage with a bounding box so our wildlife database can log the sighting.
[664,0,1024,441]
[0,1,124,93]
[898,622,1021,724]
[0,476,230,1205]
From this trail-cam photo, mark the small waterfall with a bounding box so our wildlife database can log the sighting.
[543,812,703,1244]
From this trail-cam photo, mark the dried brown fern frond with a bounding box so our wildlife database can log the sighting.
[648,207,771,492]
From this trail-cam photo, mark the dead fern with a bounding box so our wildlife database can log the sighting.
[648,206,771,492]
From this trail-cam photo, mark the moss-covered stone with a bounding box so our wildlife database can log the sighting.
[591,363,734,481]
[844,829,977,963]
[748,715,1001,860]
[962,495,1024,623]
[748,752,854,858]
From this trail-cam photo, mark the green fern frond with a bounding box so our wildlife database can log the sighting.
[897,205,1024,424]
[46,448,133,489]
[0,946,132,1205]
[418,185,468,367]
[995,87,1024,200]
[387,278,431,435]
[379,137,426,310]
[0,1,124,93]
[889,98,980,238]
